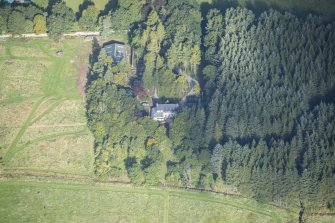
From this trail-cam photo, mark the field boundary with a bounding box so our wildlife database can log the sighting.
[0,176,295,223]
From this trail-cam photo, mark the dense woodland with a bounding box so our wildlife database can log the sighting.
[202,8,335,210]
[86,0,335,212]
[1,0,334,213]
[0,0,99,38]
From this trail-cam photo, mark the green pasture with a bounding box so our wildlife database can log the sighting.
[0,180,295,223]
[65,0,110,12]
[0,39,94,175]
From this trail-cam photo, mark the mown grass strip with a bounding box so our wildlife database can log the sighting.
[4,97,45,164]
[8,129,90,161]
[29,98,64,125]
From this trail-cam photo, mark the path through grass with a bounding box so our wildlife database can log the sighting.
[0,179,295,223]
[0,39,94,175]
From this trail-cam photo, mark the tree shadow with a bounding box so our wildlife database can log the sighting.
[209,0,270,16]
[46,0,59,13]
[29,1,45,11]
[309,84,335,109]
[102,39,125,46]
[245,0,270,16]
[156,97,180,104]
[99,0,117,17]
[76,0,95,20]
[211,0,238,12]
[124,156,137,169]
[86,37,100,92]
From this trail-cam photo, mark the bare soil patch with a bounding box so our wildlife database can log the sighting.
[76,63,88,97]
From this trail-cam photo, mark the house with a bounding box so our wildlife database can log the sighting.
[104,43,126,64]
[151,103,179,122]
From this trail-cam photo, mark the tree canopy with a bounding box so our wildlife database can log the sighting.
[33,14,46,34]
[47,1,75,39]
[79,5,99,31]
[86,3,335,213]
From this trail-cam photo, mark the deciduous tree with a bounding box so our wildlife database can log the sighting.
[33,14,46,34]
[79,5,99,31]
[7,11,26,35]
[47,2,75,40]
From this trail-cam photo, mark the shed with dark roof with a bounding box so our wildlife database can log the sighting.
[104,43,126,64]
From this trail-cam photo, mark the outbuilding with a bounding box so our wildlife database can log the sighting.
[151,103,179,122]
[104,43,126,64]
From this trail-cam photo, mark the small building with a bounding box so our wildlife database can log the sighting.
[104,43,126,64]
[151,103,179,122]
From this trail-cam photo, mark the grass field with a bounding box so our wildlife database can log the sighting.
[65,0,110,12]
[0,179,295,223]
[0,38,94,175]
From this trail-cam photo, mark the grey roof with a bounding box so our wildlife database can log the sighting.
[151,103,179,121]
[104,43,125,64]
[156,103,179,112]
[152,111,164,119]
[151,107,161,118]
